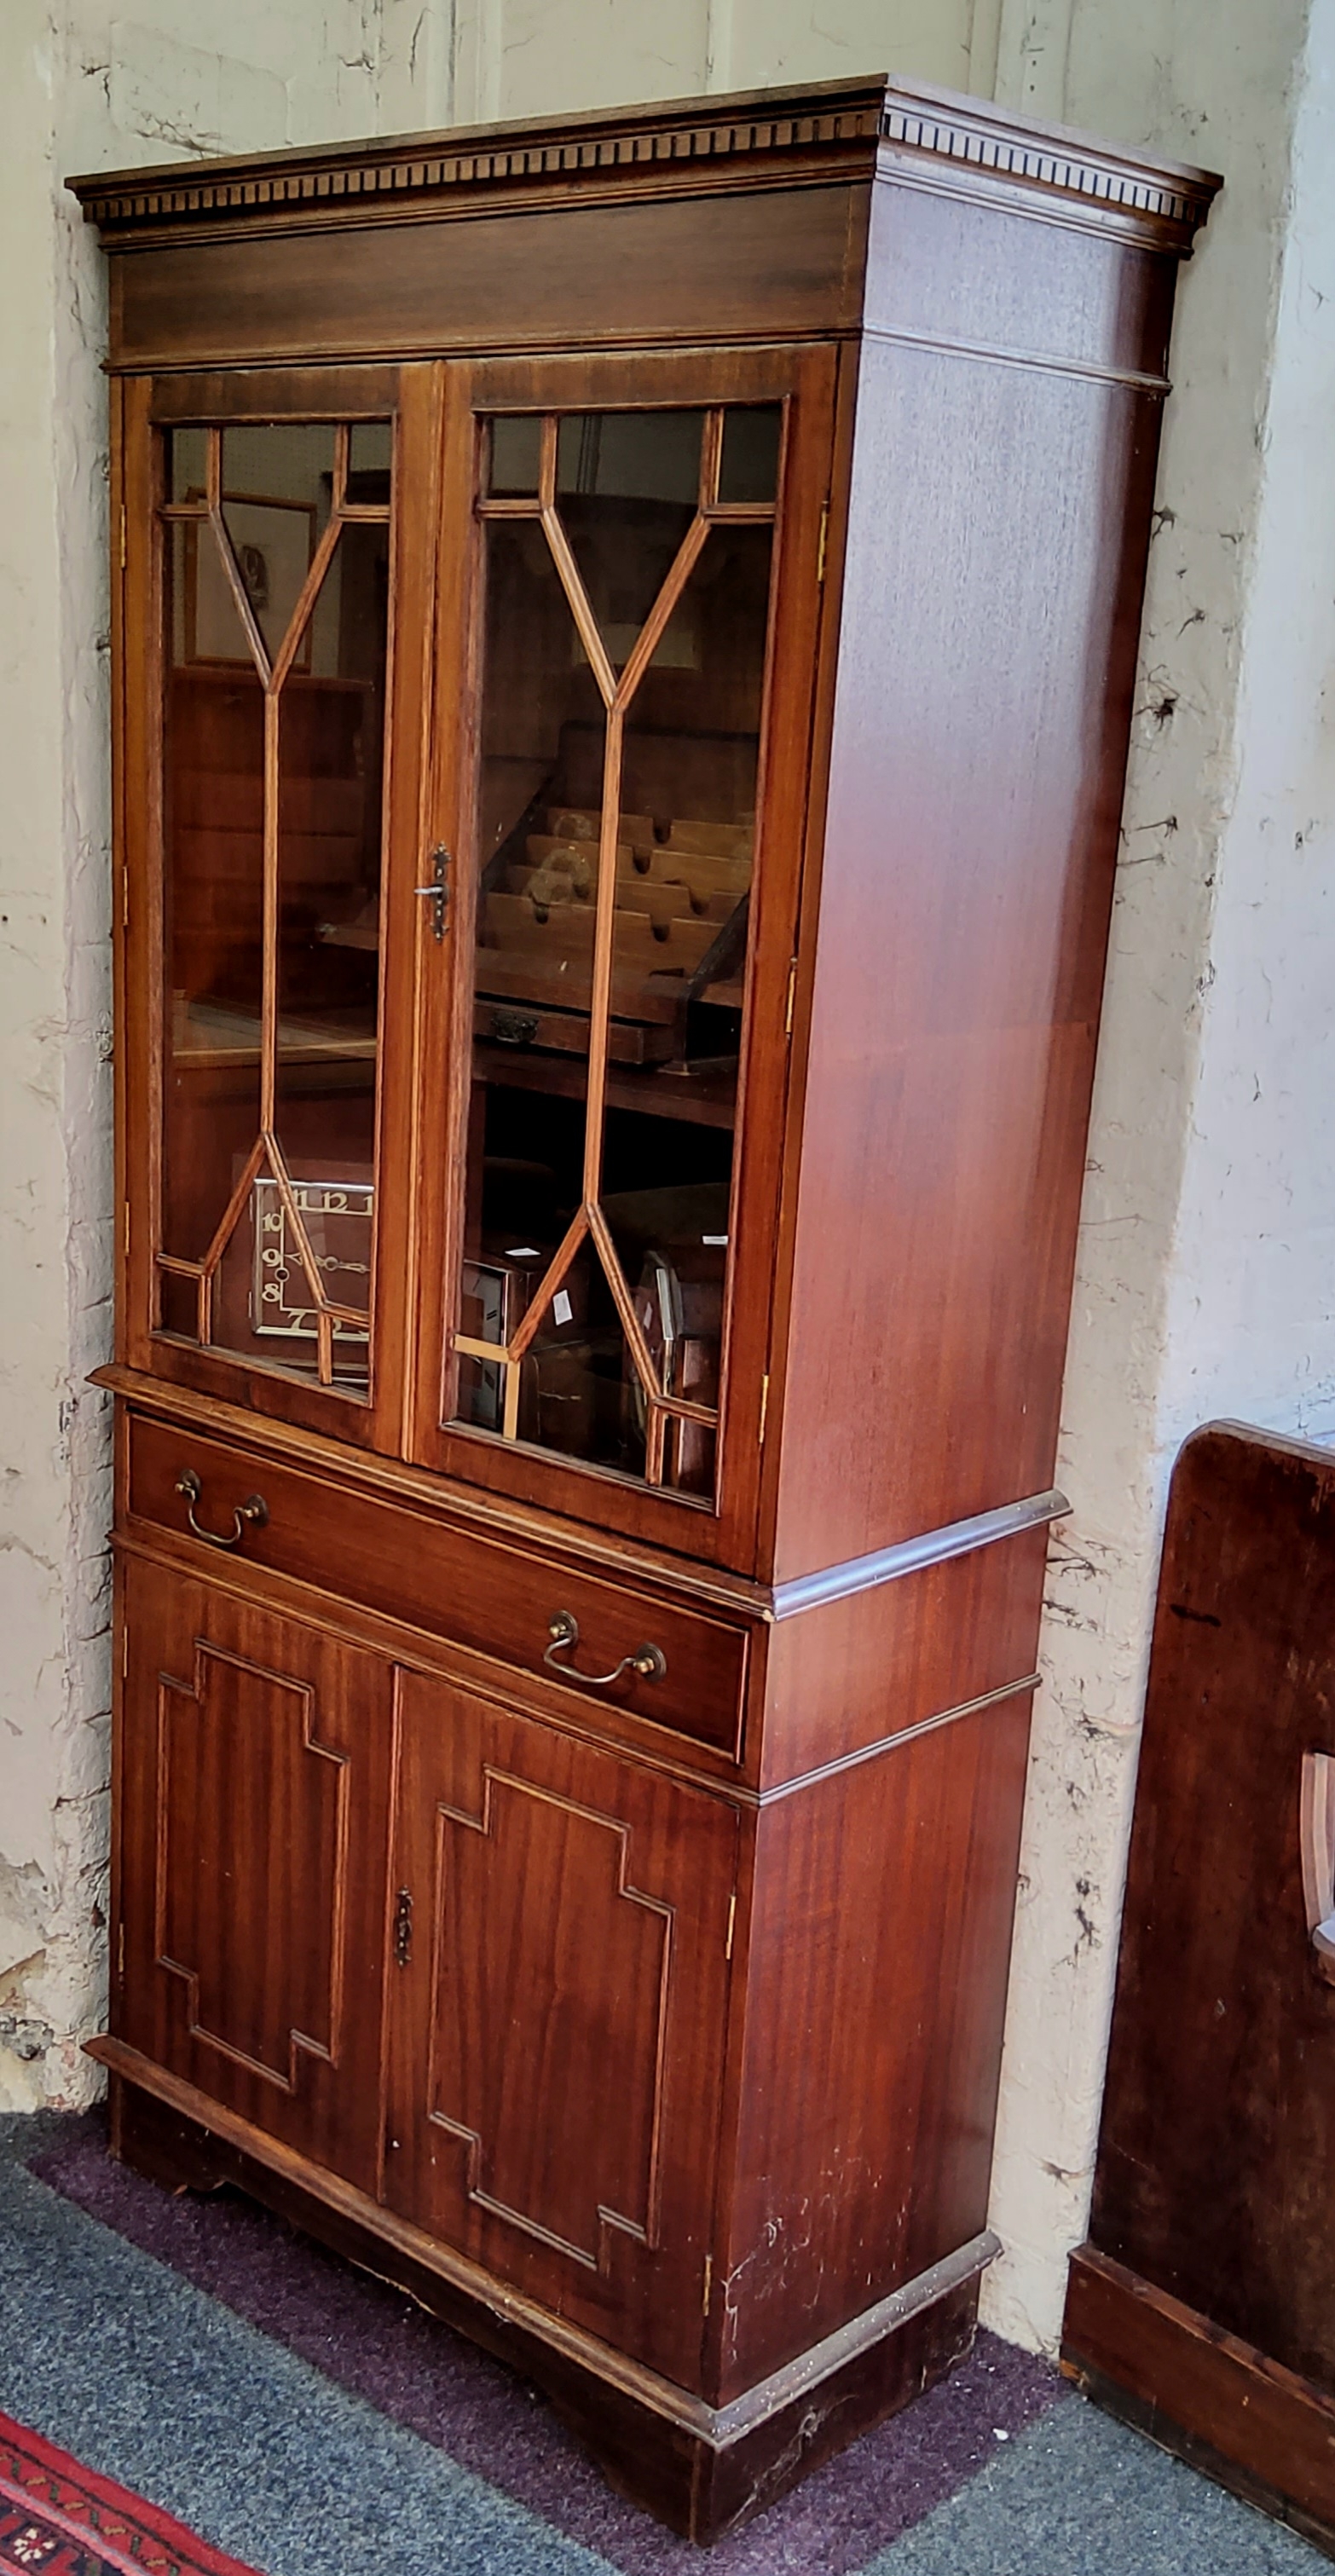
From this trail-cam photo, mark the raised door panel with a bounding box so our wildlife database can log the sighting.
[385,1672,738,2387]
[116,1555,395,2193]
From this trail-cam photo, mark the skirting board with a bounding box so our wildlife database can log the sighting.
[1063,2245,1335,2562]
[94,2040,994,2544]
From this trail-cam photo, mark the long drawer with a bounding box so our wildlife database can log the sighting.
[124,1412,748,1759]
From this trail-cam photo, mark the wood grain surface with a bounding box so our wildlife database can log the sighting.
[768,193,1169,1579]
[1072,1424,1335,2396]
[385,1673,738,2387]
[712,1687,1033,2395]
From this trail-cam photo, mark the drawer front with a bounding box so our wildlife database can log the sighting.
[125,1413,748,1758]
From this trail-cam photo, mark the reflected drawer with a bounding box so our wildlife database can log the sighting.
[124,1412,748,1759]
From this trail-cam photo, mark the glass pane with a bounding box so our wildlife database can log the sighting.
[161,516,264,1279]
[558,412,702,667]
[220,424,335,665]
[159,1272,198,1338]
[269,519,387,1387]
[463,517,599,1355]
[486,415,541,497]
[523,1280,645,1471]
[156,419,391,1395]
[451,406,778,1499]
[166,425,208,505]
[718,405,783,504]
[213,1167,374,1379]
[349,419,392,484]
[599,523,771,1495]
[558,410,703,501]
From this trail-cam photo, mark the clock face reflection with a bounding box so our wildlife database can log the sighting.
[251,1175,373,1343]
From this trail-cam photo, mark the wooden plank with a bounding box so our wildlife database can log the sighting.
[107,187,869,374]
[1065,2247,1335,2540]
[1084,1424,1335,2388]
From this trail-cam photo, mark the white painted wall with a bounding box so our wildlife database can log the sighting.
[0,0,454,2110]
[3,0,1332,2371]
[984,0,1335,2349]
[450,0,982,123]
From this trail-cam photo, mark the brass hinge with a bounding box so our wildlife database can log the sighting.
[121,1626,128,1680]
[817,500,829,584]
[393,1887,413,1967]
[784,958,797,1037]
[121,1199,130,1260]
[116,1921,124,1981]
[758,1372,770,1445]
[725,1891,737,1961]
[121,864,130,933]
[118,505,126,572]
[702,2253,713,2316]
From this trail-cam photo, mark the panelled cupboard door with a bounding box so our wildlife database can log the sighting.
[118,365,442,1453]
[115,1556,396,2196]
[410,344,836,1571]
[384,1672,739,2386]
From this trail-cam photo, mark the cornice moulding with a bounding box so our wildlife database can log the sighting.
[67,75,1221,249]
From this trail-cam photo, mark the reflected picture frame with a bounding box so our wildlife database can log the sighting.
[183,490,317,669]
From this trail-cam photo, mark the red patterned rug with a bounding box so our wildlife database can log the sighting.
[0,2413,262,2576]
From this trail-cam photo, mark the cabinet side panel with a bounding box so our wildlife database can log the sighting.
[772,192,1171,1578]
[715,1685,1032,2396]
[863,181,1176,384]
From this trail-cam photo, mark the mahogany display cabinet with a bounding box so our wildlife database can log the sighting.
[71,78,1217,2539]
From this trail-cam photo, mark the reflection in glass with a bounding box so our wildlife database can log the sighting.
[156,419,391,1392]
[474,521,603,1059]
[718,405,783,505]
[558,410,703,504]
[349,420,393,480]
[161,518,264,1302]
[558,411,702,665]
[486,415,541,497]
[218,424,335,666]
[450,402,782,1500]
[270,519,389,1384]
[166,425,208,505]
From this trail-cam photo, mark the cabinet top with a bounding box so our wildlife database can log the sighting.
[68,73,1219,255]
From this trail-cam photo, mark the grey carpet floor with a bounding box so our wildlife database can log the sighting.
[0,2112,1325,2574]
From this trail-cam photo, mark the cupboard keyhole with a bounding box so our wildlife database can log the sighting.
[394,1888,413,1967]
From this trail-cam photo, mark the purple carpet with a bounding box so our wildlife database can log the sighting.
[29,2121,1065,2573]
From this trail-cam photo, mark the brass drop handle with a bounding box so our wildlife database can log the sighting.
[175,1468,269,1552]
[544,1611,667,1689]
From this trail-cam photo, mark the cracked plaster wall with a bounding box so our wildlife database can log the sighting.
[982,0,1335,2351]
[0,0,455,2110]
[3,0,1333,2390]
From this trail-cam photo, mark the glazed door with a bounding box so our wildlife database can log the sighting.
[118,366,440,1449]
[384,1672,739,2386]
[411,345,835,1566]
[114,1555,396,2196]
